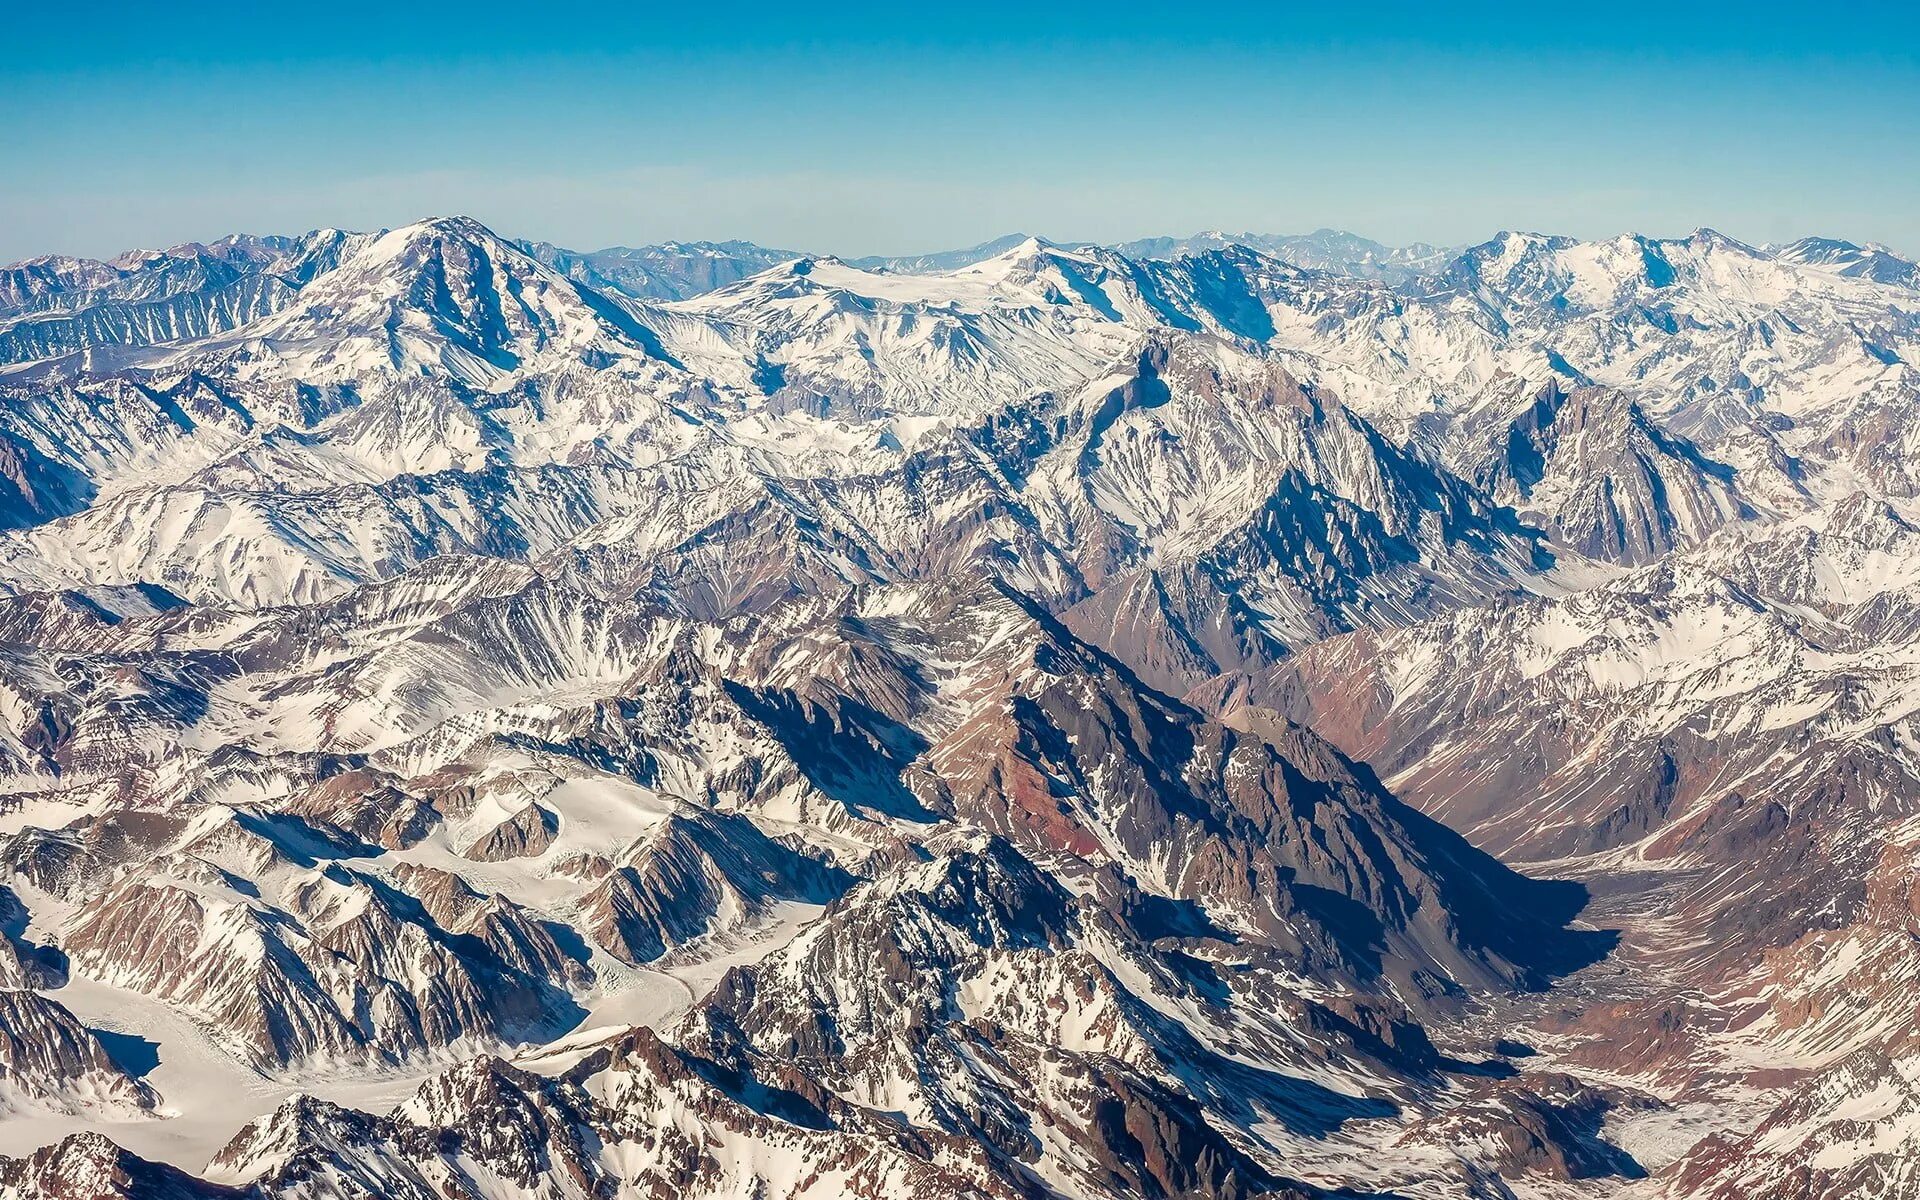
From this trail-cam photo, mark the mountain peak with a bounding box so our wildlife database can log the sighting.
[360,214,507,257]
[214,212,672,383]
[1681,226,1758,254]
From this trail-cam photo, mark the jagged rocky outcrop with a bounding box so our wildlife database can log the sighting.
[1469,381,1760,563]
[0,991,157,1117]
[581,807,850,964]
[0,1132,236,1200]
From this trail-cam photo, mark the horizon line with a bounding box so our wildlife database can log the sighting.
[4,215,1911,273]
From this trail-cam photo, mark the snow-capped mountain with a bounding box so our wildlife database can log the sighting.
[849,232,1042,274]
[1,213,1918,1198]
[1462,381,1768,564]
[1114,228,1454,282]
[1771,236,1920,289]
[518,238,804,302]
[0,231,376,367]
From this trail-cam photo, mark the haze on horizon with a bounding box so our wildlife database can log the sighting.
[3,0,1916,264]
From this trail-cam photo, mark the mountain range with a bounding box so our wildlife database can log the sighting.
[0,216,1917,1199]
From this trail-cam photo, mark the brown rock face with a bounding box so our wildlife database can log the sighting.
[0,1132,237,1200]
[580,807,850,965]
[1394,1072,1651,1183]
[461,801,559,861]
[0,991,157,1115]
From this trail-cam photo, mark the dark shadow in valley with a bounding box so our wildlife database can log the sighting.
[93,1029,162,1080]
[724,682,942,823]
[1346,757,1621,983]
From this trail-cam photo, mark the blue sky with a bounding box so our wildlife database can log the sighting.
[3,1,1916,261]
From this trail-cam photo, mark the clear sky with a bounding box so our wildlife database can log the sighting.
[4,1,1917,262]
